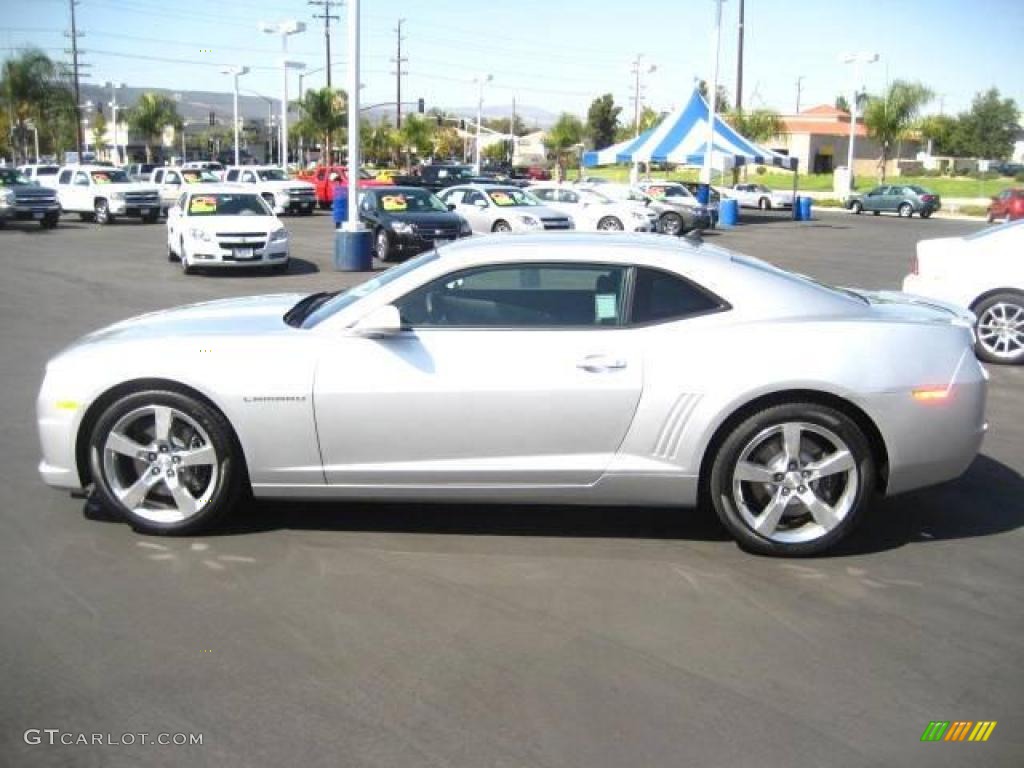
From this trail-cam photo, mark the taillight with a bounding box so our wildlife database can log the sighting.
[920,194,935,202]
[910,254,919,275]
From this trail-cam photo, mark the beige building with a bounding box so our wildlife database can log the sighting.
[768,105,923,178]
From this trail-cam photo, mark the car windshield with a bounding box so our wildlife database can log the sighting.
[0,168,32,185]
[300,250,441,328]
[182,170,220,184]
[579,189,614,204]
[964,218,1024,241]
[486,188,541,207]
[376,189,448,213]
[91,169,130,184]
[435,166,474,180]
[257,169,289,181]
[187,193,269,216]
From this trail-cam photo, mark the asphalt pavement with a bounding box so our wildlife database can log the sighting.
[1,209,1021,767]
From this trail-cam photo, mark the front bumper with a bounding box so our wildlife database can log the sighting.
[2,203,60,221]
[109,199,160,217]
[274,197,317,215]
[390,229,471,255]
[188,239,290,267]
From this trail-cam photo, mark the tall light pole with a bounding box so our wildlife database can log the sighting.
[842,52,879,194]
[106,81,124,164]
[221,66,250,166]
[630,54,656,137]
[701,0,725,195]
[345,0,361,230]
[259,19,307,167]
[473,74,493,175]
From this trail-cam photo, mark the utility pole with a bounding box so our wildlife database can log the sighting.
[391,18,408,128]
[795,75,804,113]
[308,0,340,88]
[66,0,86,159]
[510,96,516,165]
[735,0,745,113]
[630,54,656,137]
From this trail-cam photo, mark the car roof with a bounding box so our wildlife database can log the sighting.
[180,184,266,195]
[445,183,529,191]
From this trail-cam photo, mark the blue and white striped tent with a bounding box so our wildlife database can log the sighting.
[582,89,797,171]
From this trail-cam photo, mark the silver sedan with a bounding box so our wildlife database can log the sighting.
[37,234,987,555]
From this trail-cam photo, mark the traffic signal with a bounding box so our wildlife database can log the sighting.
[436,114,443,126]
[209,111,215,126]
[417,97,425,113]
[459,119,466,130]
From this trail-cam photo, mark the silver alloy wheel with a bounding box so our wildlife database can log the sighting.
[493,220,512,232]
[850,201,862,214]
[95,199,109,224]
[179,238,190,273]
[731,421,858,544]
[660,213,682,235]
[597,216,623,231]
[101,404,219,524]
[899,203,912,217]
[375,230,389,260]
[977,301,1024,359]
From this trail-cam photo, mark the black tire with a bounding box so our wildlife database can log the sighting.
[40,212,60,229]
[987,210,995,224]
[94,199,113,225]
[597,215,624,231]
[180,238,195,275]
[492,219,512,233]
[79,211,95,222]
[88,389,244,535]
[972,291,1024,365]
[658,212,683,235]
[898,202,913,218]
[374,228,391,261]
[758,197,771,210]
[143,210,160,224]
[920,209,933,219]
[167,238,178,262]
[872,210,880,216]
[849,200,863,214]
[709,402,875,556]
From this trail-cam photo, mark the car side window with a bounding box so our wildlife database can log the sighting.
[241,171,255,183]
[360,193,374,212]
[462,190,486,206]
[74,171,89,186]
[167,172,180,184]
[225,169,238,181]
[394,263,629,328]
[444,189,465,205]
[630,267,723,325]
[58,170,73,184]
[532,188,554,201]
[560,190,580,204]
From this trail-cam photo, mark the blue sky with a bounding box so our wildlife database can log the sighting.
[3,0,1022,121]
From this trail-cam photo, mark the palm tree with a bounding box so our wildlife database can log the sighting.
[126,93,182,162]
[362,118,397,166]
[546,113,585,181]
[293,87,346,165]
[863,80,933,180]
[1,48,68,162]
[398,114,433,168]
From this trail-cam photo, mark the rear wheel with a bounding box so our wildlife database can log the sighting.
[758,197,771,210]
[920,209,933,219]
[88,390,243,535]
[597,215,624,231]
[143,209,160,224]
[180,238,195,275]
[974,292,1024,364]
[492,219,512,232]
[849,200,863,214]
[374,228,391,261]
[94,199,112,225]
[709,403,874,556]
[658,212,683,235]
[40,212,60,229]
[898,202,913,218]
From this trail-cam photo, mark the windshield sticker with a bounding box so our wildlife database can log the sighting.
[380,194,408,212]
[490,191,515,206]
[647,186,667,199]
[183,172,202,184]
[92,173,112,184]
[595,293,618,320]
[189,196,218,214]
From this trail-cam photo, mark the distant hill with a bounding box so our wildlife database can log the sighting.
[80,84,558,129]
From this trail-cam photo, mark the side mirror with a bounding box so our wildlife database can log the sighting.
[351,304,403,337]
[447,203,456,211]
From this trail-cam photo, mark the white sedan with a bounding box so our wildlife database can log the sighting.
[166,185,290,274]
[722,183,794,210]
[902,220,1024,364]
[528,183,657,231]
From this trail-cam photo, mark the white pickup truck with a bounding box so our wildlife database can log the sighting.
[149,167,220,214]
[55,165,161,224]
[222,165,316,216]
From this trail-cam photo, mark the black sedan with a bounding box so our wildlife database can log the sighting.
[359,186,473,261]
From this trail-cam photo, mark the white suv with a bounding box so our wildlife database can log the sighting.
[17,164,61,189]
[222,166,316,215]
[55,165,161,224]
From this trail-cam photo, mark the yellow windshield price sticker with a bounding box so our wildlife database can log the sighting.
[490,191,514,206]
[648,186,666,199]
[189,196,217,214]
[183,172,202,184]
[93,174,111,184]
[381,195,408,212]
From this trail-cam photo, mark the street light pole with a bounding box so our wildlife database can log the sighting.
[222,66,250,166]
[345,0,361,231]
[842,52,879,195]
[473,74,492,175]
[106,81,124,164]
[701,0,724,191]
[259,19,307,167]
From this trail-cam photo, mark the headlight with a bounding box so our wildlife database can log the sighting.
[188,227,213,242]
[390,221,415,234]
[518,214,541,228]
[459,220,472,236]
[0,190,14,206]
[268,227,288,243]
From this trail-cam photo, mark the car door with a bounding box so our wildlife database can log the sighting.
[862,186,885,212]
[71,170,92,210]
[313,261,643,486]
[358,190,380,229]
[56,169,74,209]
[456,189,491,232]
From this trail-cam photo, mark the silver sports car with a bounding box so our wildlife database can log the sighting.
[37,234,987,555]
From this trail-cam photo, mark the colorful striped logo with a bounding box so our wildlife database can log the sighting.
[921,721,997,742]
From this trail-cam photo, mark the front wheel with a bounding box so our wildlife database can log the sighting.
[974,292,1024,364]
[849,201,863,214]
[374,229,391,261]
[40,212,60,229]
[709,403,874,556]
[180,238,195,275]
[88,390,243,535]
[758,197,771,210]
[94,199,112,225]
[492,219,512,232]
[658,212,683,235]
[898,202,913,218]
[596,215,624,231]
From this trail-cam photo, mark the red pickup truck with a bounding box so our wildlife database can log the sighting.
[298,166,393,208]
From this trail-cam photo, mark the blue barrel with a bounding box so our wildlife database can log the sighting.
[334,229,373,271]
[799,196,813,221]
[695,184,710,205]
[719,198,739,227]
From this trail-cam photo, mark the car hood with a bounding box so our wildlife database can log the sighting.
[102,182,158,194]
[260,180,314,191]
[186,215,282,231]
[55,294,306,359]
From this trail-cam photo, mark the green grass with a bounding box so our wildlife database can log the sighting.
[580,166,1012,198]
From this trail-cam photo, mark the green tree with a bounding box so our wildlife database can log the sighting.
[433,126,462,162]
[616,105,660,141]
[398,114,433,166]
[126,92,182,162]
[862,80,933,180]
[953,89,1019,159]
[724,108,784,182]
[482,115,527,136]
[546,112,585,181]
[293,86,346,165]
[1,48,70,162]
[834,95,850,113]
[918,114,959,156]
[91,110,109,158]
[697,80,730,112]
[586,93,621,150]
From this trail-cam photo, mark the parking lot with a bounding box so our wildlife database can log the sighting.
[2,210,1021,767]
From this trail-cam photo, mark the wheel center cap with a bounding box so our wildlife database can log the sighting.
[784,471,803,489]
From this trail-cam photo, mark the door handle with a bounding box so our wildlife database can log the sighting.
[576,355,627,372]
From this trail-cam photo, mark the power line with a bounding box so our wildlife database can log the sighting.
[308,0,340,88]
[391,18,408,128]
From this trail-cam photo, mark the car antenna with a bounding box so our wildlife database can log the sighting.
[684,229,703,247]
